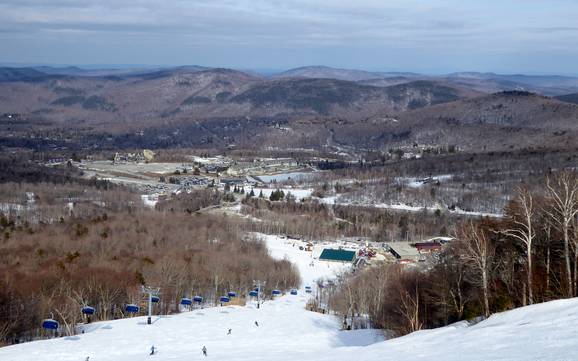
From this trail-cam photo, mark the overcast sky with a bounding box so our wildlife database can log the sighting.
[1,0,578,74]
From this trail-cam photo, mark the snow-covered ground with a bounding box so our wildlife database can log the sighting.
[141,194,159,208]
[3,233,578,361]
[79,161,187,175]
[373,202,503,218]
[256,233,351,286]
[256,171,317,183]
[318,196,503,218]
[398,174,453,188]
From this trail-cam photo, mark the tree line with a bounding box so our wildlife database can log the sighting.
[0,209,299,344]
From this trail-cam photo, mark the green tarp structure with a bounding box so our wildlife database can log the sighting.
[319,249,356,263]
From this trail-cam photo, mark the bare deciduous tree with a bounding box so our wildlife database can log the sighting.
[501,186,536,304]
[398,283,422,333]
[545,172,578,296]
[456,221,495,317]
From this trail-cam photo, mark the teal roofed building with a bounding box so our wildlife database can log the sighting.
[319,249,356,263]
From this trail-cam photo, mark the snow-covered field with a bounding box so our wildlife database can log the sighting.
[257,171,317,183]
[79,161,186,175]
[318,196,503,218]
[3,234,578,361]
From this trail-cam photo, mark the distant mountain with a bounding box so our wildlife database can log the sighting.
[122,65,212,79]
[356,77,415,87]
[1,65,576,153]
[382,80,482,109]
[0,67,262,125]
[0,67,62,82]
[555,93,578,105]
[338,91,578,152]
[447,72,578,86]
[0,68,475,124]
[4,65,578,95]
[445,72,578,96]
[276,66,385,81]
[28,66,149,77]
[227,79,476,119]
[276,66,423,82]
[31,66,87,75]
[397,91,578,128]
[276,68,578,96]
[4,65,210,79]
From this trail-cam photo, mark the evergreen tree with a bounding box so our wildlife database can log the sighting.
[270,189,285,201]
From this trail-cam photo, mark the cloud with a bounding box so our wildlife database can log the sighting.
[0,0,577,73]
[527,26,578,33]
[0,1,483,39]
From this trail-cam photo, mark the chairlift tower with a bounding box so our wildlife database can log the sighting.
[142,286,160,325]
[253,280,265,309]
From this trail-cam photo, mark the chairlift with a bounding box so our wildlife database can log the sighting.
[193,296,203,303]
[42,319,59,330]
[220,296,230,303]
[249,290,258,297]
[272,289,282,296]
[290,289,298,295]
[151,296,160,303]
[81,306,95,315]
[125,304,140,313]
[180,298,193,306]
[227,291,237,298]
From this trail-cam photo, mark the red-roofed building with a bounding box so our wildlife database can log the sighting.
[414,242,442,253]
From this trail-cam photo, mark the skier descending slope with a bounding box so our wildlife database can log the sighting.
[202,346,207,357]
[150,345,156,356]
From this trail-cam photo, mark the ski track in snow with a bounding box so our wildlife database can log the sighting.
[2,234,578,360]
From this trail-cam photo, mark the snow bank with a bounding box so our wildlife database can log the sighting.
[330,297,578,361]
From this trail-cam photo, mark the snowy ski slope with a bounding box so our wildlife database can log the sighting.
[2,234,578,361]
